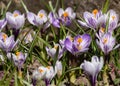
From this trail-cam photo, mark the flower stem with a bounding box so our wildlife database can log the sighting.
[103,64,109,86]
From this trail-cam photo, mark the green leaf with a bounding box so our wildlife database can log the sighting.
[102,0,109,13]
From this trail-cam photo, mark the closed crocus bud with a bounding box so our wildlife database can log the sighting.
[46,44,63,60]
[78,9,103,29]
[0,54,4,61]
[0,32,18,52]
[58,7,76,26]
[46,12,60,28]
[108,10,119,32]
[0,18,7,31]
[55,60,62,77]
[27,9,47,26]
[80,56,104,86]
[64,34,91,55]
[6,10,25,29]
[45,66,57,81]
[23,32,33,44]
[96,32,120,55]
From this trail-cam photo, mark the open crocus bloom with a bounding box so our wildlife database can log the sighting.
[46,44,63,60]
[32,65,57,86]
[27,10,47,26]
[96,32,120,55]
[0,32,18,52]
[80,56,104,86]
[6,10,25,29]
[0,18,7,31]
[58,7,76,26]
[7,52,27,69]
[78,9,103,29]
[33,66,47,80]
[64,34,91,55]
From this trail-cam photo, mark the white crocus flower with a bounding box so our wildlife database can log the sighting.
[80,56,104,86]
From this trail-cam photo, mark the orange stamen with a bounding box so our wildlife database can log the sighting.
[2,34,7,41]
[112,16,115,20]
[47,66,50,69]
[39,69,44,73]
[103,38,108,44]
[39,13,44,18]
[77,38,83,43]
[63,12,68,17]
[54,45,58,49]
[92,9,98,17]
[16,52,20,56]
[100,27,105,33]
[13,13,19,17]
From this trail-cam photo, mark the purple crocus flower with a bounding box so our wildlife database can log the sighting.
[0,32,18,52]
[46,44,63,60]
[64,34,91,55]
[107,10,119,32]
[27,10,47,26]
[80,56,104,86]
[96,32,120,55]
[43,12,60,30]
[6,10,25,29]
[0,18,7,31]
[78,9,103,29]
[7,52,27,69]
[58,7,76,26]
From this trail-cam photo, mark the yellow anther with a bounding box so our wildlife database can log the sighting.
[112,16,115,20]
[16,52,20,56]
[77,38,83,43]
[103,38,108,44]
[47,66,50,69]
[39,13,44,18]
[2,34,7,41]
[100,27,105,33]
[54,45,58,49]
[13,13,19,17]
[63,12,68,17]
[39,69,44,73]
[92,9,98,17]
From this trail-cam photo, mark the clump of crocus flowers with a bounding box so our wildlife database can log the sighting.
[0,3,119,86]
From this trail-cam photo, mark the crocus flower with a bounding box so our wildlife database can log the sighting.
[107,10,119,32]
[46,44,63,60]
[33,66,47,80]
[55,60,62,77]
[96,32,120,55]
[0,54,4,61]
[0,32,18,52]
[43,12,60,31]
[64,34,91,55]
[78,9,103,29]
[80,56,104,86]
[32,65,57,86]
[7,52,27,69]
[0,18,7,31]
[6,10,25,29]
[95,10,118,33]
[23,32,33,44]
[27,10,47,26]
[58,7,76,26]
